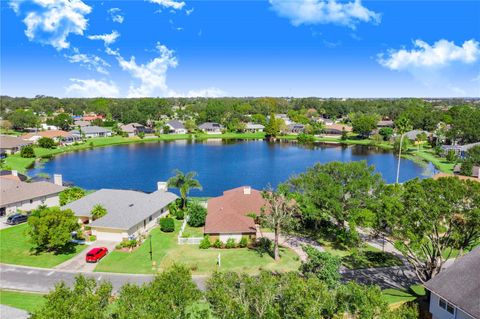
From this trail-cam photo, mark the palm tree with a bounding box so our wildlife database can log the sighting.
[394,117,412,184]
[91,204,107,221]
[167,169,202,209]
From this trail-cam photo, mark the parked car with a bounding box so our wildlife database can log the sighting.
[5,213,28,225]
[85,247,108,263]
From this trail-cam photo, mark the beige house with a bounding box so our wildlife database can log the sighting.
[0,175,65,217]
[64,182,178,242]
[0,135,32,155]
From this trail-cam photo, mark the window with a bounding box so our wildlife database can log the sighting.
[446,304,455,314]
[439,298,455,315]
[30,199,33,204]
[149,216,153,222]
[439,298,446,309]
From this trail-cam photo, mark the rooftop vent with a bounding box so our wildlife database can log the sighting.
[243,186,251,195]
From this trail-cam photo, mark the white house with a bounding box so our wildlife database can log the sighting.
[245,123,265,133]
[166,120,187,134]
[424,247,479,319]
[198,122,224,134]
[71,126,112,138]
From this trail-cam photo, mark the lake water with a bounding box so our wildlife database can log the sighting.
[30,140,436,196]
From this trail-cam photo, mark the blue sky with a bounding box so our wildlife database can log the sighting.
[1,0,479,98]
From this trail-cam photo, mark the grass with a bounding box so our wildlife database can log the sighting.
[182,223,204,238]
[0,290,46,313]
[407,148,455,173]
[3,156,36,173]
[382,284,426,305]
[0,224,86,268]
[95,221,300,275]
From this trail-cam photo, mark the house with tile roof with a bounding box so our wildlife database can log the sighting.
[21,130,81,145]
[0,135,32,155]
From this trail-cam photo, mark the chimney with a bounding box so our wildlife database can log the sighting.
[243,186,251,195]
[12,170,18,177]
[157,182,168,192]
[53,174,63,186]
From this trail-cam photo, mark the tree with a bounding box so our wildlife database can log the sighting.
[350,113,379,138]
[379,127,394,141]
[264,112,279,138]
[300,248,341,288]
[260,188,298,261]
[167,170,202,209]
[31,275,112,319]
[184,119,196,133]
[37,137,56,149]
[187,202,207,227]
[59,187,86,205]
[91,204,107,220]
[415,132,427,150]
[7,109,38,130]
[27,207,80,252]
[52,113,73,130]
[20,144,35,158]
[394,117,412,184]
[374,177,480,283]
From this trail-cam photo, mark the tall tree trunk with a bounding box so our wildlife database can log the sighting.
[396,134,404,184]
[274,225,280,261]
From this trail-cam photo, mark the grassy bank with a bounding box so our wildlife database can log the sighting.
[0,290,46,313]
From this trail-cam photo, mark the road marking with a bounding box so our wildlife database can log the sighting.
[27,270,35,275]
[97,276,102,281]
[46,271,55,276]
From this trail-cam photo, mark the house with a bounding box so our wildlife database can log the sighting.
[316,117,335,125]
[0,170,28,182]
[424,246,479,319]
[40,123,58,130]
[441,142,480,159]
[198,122,224,134]
[245,123,265,133]
[71,126,112,138]
[404,130,432,142]
[0,175,65,217]
[64,182,178,241]
[82,114,105,122]
[377,120,394,128]
[324,124,353,135]
[287,123,305,134]
[274,114,293,125]
[74,120,91,127]
[0,135,32,156]
[120,123,147,137]
[21,130,81,145]
[204,186,266,243]
[166,120,187,134]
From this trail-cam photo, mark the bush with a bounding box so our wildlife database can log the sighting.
[175,209,185,220]
[20,145,35,158]
[89,235,97,242]
[187,203,207,227]
[297,133,315,144]
[225,238,236,249]
[199,236,211,249]
[118,239,138,249]
[160,217,175,232]
[37,137,56,149]
[213,239,223,249]
[239,237,248,248]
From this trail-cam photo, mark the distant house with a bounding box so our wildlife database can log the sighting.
[82,114,105,122]
[316,117,335,125]
[64,183,178,242]
[0,135,32,156]
[74,120,91,127]
[287,123,305,134]
[424,246,480,319]
[324,124,353,135]
[40,123,58,131]
[71,126,112,138]
[204,186,266,243]
[441,142,480,159]
[245,123,265,133]
[198,122,224,134]
[21,130,80,145]
[377,120,394,128]
[275,114,293,126]
[0,175,65,217]
[404,130,432,142]
[166,120,187,134]
[120,123,146,137]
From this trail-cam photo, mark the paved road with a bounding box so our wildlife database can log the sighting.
[0,305,29,319]
[54,241,117,272]
[0,264,207,293]
[341,265,419,289]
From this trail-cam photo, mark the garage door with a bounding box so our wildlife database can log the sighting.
[95,231,124,242]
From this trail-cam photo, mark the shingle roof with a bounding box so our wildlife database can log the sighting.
[0,179,65,206]
[204,187,265,234]
[0,135,32,150]
[198,122,223,130]
[424,247,480,318]
[245,123,265,129]
[404,130,431,140]
[71,126,111,135]
[167,120,185,130]
[64,189,178,230]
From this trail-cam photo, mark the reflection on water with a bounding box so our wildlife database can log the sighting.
[29,140,435,196]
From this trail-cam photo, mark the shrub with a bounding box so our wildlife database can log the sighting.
[160,217,175,232]
[225,238,236,249]
[89,235,97,242]
[187,203,207,227]
[37,137,56,149]
[213,239,223,249]
[297,133,315,144]
[138,131,145,139]
[20,145,35,158]
[175,209,185,220]
[239,237,248,248]
[199,236,211,249]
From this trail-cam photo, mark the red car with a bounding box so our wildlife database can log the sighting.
[85,247,108,263]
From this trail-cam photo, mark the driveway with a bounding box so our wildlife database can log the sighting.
[260,232,324,261]
[54,240,118,272]
[0,305,29,319]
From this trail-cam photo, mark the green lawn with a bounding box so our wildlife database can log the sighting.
[406,148,455,173]
[182,224,204,238]
[95,221,300,275]
[0,224,86,268]
[382,284,426,305]
[0,290,46,313]
[3,156,36,173]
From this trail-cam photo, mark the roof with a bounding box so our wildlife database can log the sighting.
[0,135,32,150]
[324,124,353,132]
[0,179,65,207]
[64,189,178,230]
[0,170,28,181]
[404,130,431,140]
[167,120,185,130]
[71,126,111,135]
[74,120,91,127]
[377,120,394,127]
[120,123,144,133]
[245,123,265,129]
[204,187,266,234]
[198,122,223,130]
[442,142,480,152]
[424,247,480,318]
[21,130,73,140]
[432,173,479,182]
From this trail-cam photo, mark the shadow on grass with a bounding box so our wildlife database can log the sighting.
[29,242,79,256]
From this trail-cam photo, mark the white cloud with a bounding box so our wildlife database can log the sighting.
[65,79,119,97]
[66,51,110,74]
[115,42,178,97]
[269,0,380,28]
[185,8,194,15]
[183,88,227,98]
[378,39,480,70]
[108,8,124,23]
[87,30,120,46]
[148,0,185,10]
[12,0,92,50]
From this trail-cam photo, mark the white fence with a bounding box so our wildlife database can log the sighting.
[177,216,203,245]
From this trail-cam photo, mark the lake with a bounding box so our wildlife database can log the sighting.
[30,140,436,196]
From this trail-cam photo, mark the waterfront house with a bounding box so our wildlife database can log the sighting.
[403,130,433,142]
[245,123,265,133]
[287,123,305,134]
[198,122,224,134]
[120,123,147,137]
[21,130,81,145]
[441,142,480,159]
[424,246,479,319]
[0,135,32,156]
[64,182,178,242]
[0,175,65,217]
[166,120,187,134]
[324,124,353,135]
[71,126,112,138]
[204,186,266,243]
[274,114,293,125]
